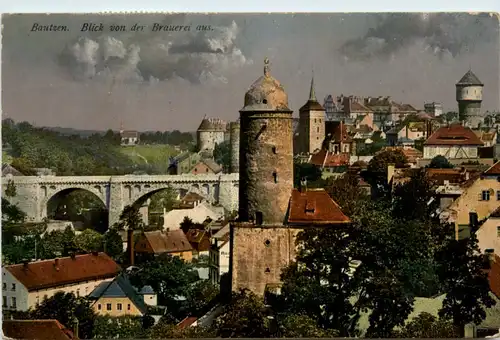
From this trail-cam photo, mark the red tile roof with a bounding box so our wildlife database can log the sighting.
[424,124,484,146]
[350,101,373,112]
[484,161,500,176]
[5,253,120,292]
[177,316,198,329]
[309,149,350,167]
[136,230,193,254]
[425,168,468,185]
[287,188,351,225]
[490,206,500,218]
[3,319,76,340]
[382,147,423,164]
[488,255,500,299]
[185,229,211,252]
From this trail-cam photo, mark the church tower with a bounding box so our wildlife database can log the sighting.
[238,57,294,225]
[298,75,325,154]
[456,69,484,128]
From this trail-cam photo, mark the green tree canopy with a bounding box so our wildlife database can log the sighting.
[428,155,454,169]
[74,229,104,253]
[30,292,96,339]
[394,313,459,338]
[214,140,231,173]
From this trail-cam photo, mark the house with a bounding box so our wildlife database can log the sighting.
[162,200,225,231]
[190,159,223,175]
[424,102,443,117]
[89,273,156,317]
[386,122,426,146]
[473,128,498,147]
[381,146,423,166]
[2,319,77,340]
[120,130,140,146]
[423,123,484,160]
[477,207,500,255]
[168,152,202,175]
[209,225,230,285]
[324,121,353,154]
[2,252,120,312]
[134,229,194,262]
[185,229,211,259]
[309,149,350,175]
[443,161,500,240]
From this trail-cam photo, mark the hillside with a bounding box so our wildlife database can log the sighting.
[1,121,181,176]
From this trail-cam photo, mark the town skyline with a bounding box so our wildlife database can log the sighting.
[2,13,499,132]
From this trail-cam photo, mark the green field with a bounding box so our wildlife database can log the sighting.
[119,144,180,166]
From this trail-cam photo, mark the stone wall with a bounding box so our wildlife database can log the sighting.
[2,174,239,227]
[230,224,301,295]
[229,121,240,173]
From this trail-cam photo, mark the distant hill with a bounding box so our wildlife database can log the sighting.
[42,126,108,137]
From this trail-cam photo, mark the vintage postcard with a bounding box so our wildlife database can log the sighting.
[2,12,500,339]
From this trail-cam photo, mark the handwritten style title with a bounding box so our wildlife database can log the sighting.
[30,22,214,32]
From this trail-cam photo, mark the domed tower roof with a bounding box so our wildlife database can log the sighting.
[242,58,290,111]
[456,70,484,86]
[197,117,227,131]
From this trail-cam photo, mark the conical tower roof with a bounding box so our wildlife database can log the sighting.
[299,74,324,112]
[456,70,483,86]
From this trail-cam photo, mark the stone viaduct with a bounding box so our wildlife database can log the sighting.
[2,173,239,227]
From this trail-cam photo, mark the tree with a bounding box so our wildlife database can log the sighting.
[31,292,96,339]
[394,313,459,338]
[92,315,145,339]
[280,314,338,338]
[74,229,104,253]
[104,227,124,259]
[214,140,231,173]
[5,179,17,197]
[293,161,323,188]
[367,149,408,175]
[114,204,145,230]
[39,226,78,259]
[325,172,369,216]
[148,187,179,217]
[2,197,26,225]
[128,253,199,307]
[428,155,454,169]
[185,280,219,316]
[215,289,270,338]
[148,320,215,339]
[436,217,496,332]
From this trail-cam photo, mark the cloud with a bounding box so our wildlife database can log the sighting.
[339,13,499,61]
[58,20,252,85]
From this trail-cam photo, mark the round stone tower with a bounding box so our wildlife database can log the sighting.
[229,120,240,173]
[197,117,227,154]
[238,58,294,225]
[456,69,484,128]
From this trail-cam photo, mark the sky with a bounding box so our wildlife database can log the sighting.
[2,13,499,132]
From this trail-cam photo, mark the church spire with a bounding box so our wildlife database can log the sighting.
[309,71,317,102]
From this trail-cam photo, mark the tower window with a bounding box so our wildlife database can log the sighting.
[273,171,278,183]
[317,127,320,133]
[265,268,271,273]
[264,239,271,247]
[271,146,277,154]
[255,211,263,225]
[262,99,268,104]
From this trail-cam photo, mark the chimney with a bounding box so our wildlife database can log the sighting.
[54,258,59,266]
[127,228,135,266]
[299,177,308,193]
[91,251,99,256]
[70,253,76,260]
[387,164,396,185]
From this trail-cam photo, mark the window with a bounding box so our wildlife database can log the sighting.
[98,304,102,310]
[255,211,263,225]
[265,267,271,273]
[273,171,278,183]
[106,303,112,311]
[2,283,6,290]
[117,303,122,311]
[194,168,198,172]
[206,168,209,173]
[317,127,320,133]
[482,190,490,201]
[2,296,6,307]
[497,190,500,201]
[11,297,16,309]
[127,304,131,311]
[11,284,16,291]
[264,239,271,247]
[76,289,80,297]
[271,146,277,154]
[497,226,500,238]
